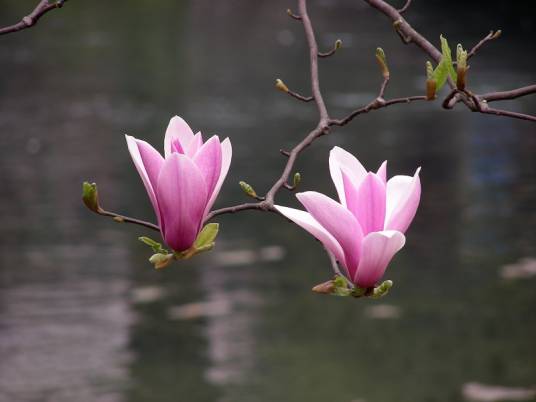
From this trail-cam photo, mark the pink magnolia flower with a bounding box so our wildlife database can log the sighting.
[126,116,232,252]
[276,146,421,288]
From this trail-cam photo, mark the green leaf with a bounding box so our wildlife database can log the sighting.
[440,35,457,85]
[194,223,219,249]
[432,59,449,91]
[139,236,168,254]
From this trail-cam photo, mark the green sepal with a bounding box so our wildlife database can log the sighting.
[194,223,219,249]
[175,223,219,260]
[331,275,353,297]
[371,280,394,299]
[149,253,174,269]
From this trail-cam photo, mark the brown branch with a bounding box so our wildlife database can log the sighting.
[205,202,270,222]
[207,0,332,221]
[97,209,160,232]
[397,0,412,14]
[0,0,67,36]
[318,39,341,58]
[478,106,536,123]
[286,8,302,20]
[364,0,536,123]
[467,30,501,59]
[287,90,314,102]
[318,48,337,58]
[480,84,536,103]
[330,95,427,127]
[365,0,442,62]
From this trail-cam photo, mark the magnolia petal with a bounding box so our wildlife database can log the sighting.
[136,139,164,190]
[125,135,163,225]
[186,131,203,157]
[156,153,208,252]
[345,172,386,235]
[193,135,222,207]
[354,230,405,287]
[275,205,347,269]
[329,146,368,206]
[377,160,387,183]
[296,191,363,279]
[385,167,421,233]
[164,116,195,158]
[205,137,232,215]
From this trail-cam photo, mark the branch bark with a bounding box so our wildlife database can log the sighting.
[0,0,67,36]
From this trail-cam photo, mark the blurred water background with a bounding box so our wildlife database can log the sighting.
[0,1,535,401]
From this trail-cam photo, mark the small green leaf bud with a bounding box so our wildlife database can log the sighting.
[82,182,102,213]
[426,61,434,80]
[293,172,301,188]
[239,181,258,198]
[275,78,289,93]
[312,280,335,294]
[335,39,342,50]
[375,47,390,79]
[149,253,174,269]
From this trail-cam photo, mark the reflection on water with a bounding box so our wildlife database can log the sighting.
[0,0,535,401]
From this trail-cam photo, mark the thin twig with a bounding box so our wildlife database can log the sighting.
[207,0,332,221]
[0,0,67,36]
[98,209,160,232]
[467,30,501,59]
[205,202,272,221]
[287,90,314,102]
[318,48,337,58]
[397,0,412,14]
[480,84,536,102]
[287,8,302,20]
[478,106,536,122]
[378,75,389,99]
[330,96,427,126]
[364,0,536,122]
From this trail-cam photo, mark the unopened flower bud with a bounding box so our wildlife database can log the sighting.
[335,39,342,50]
